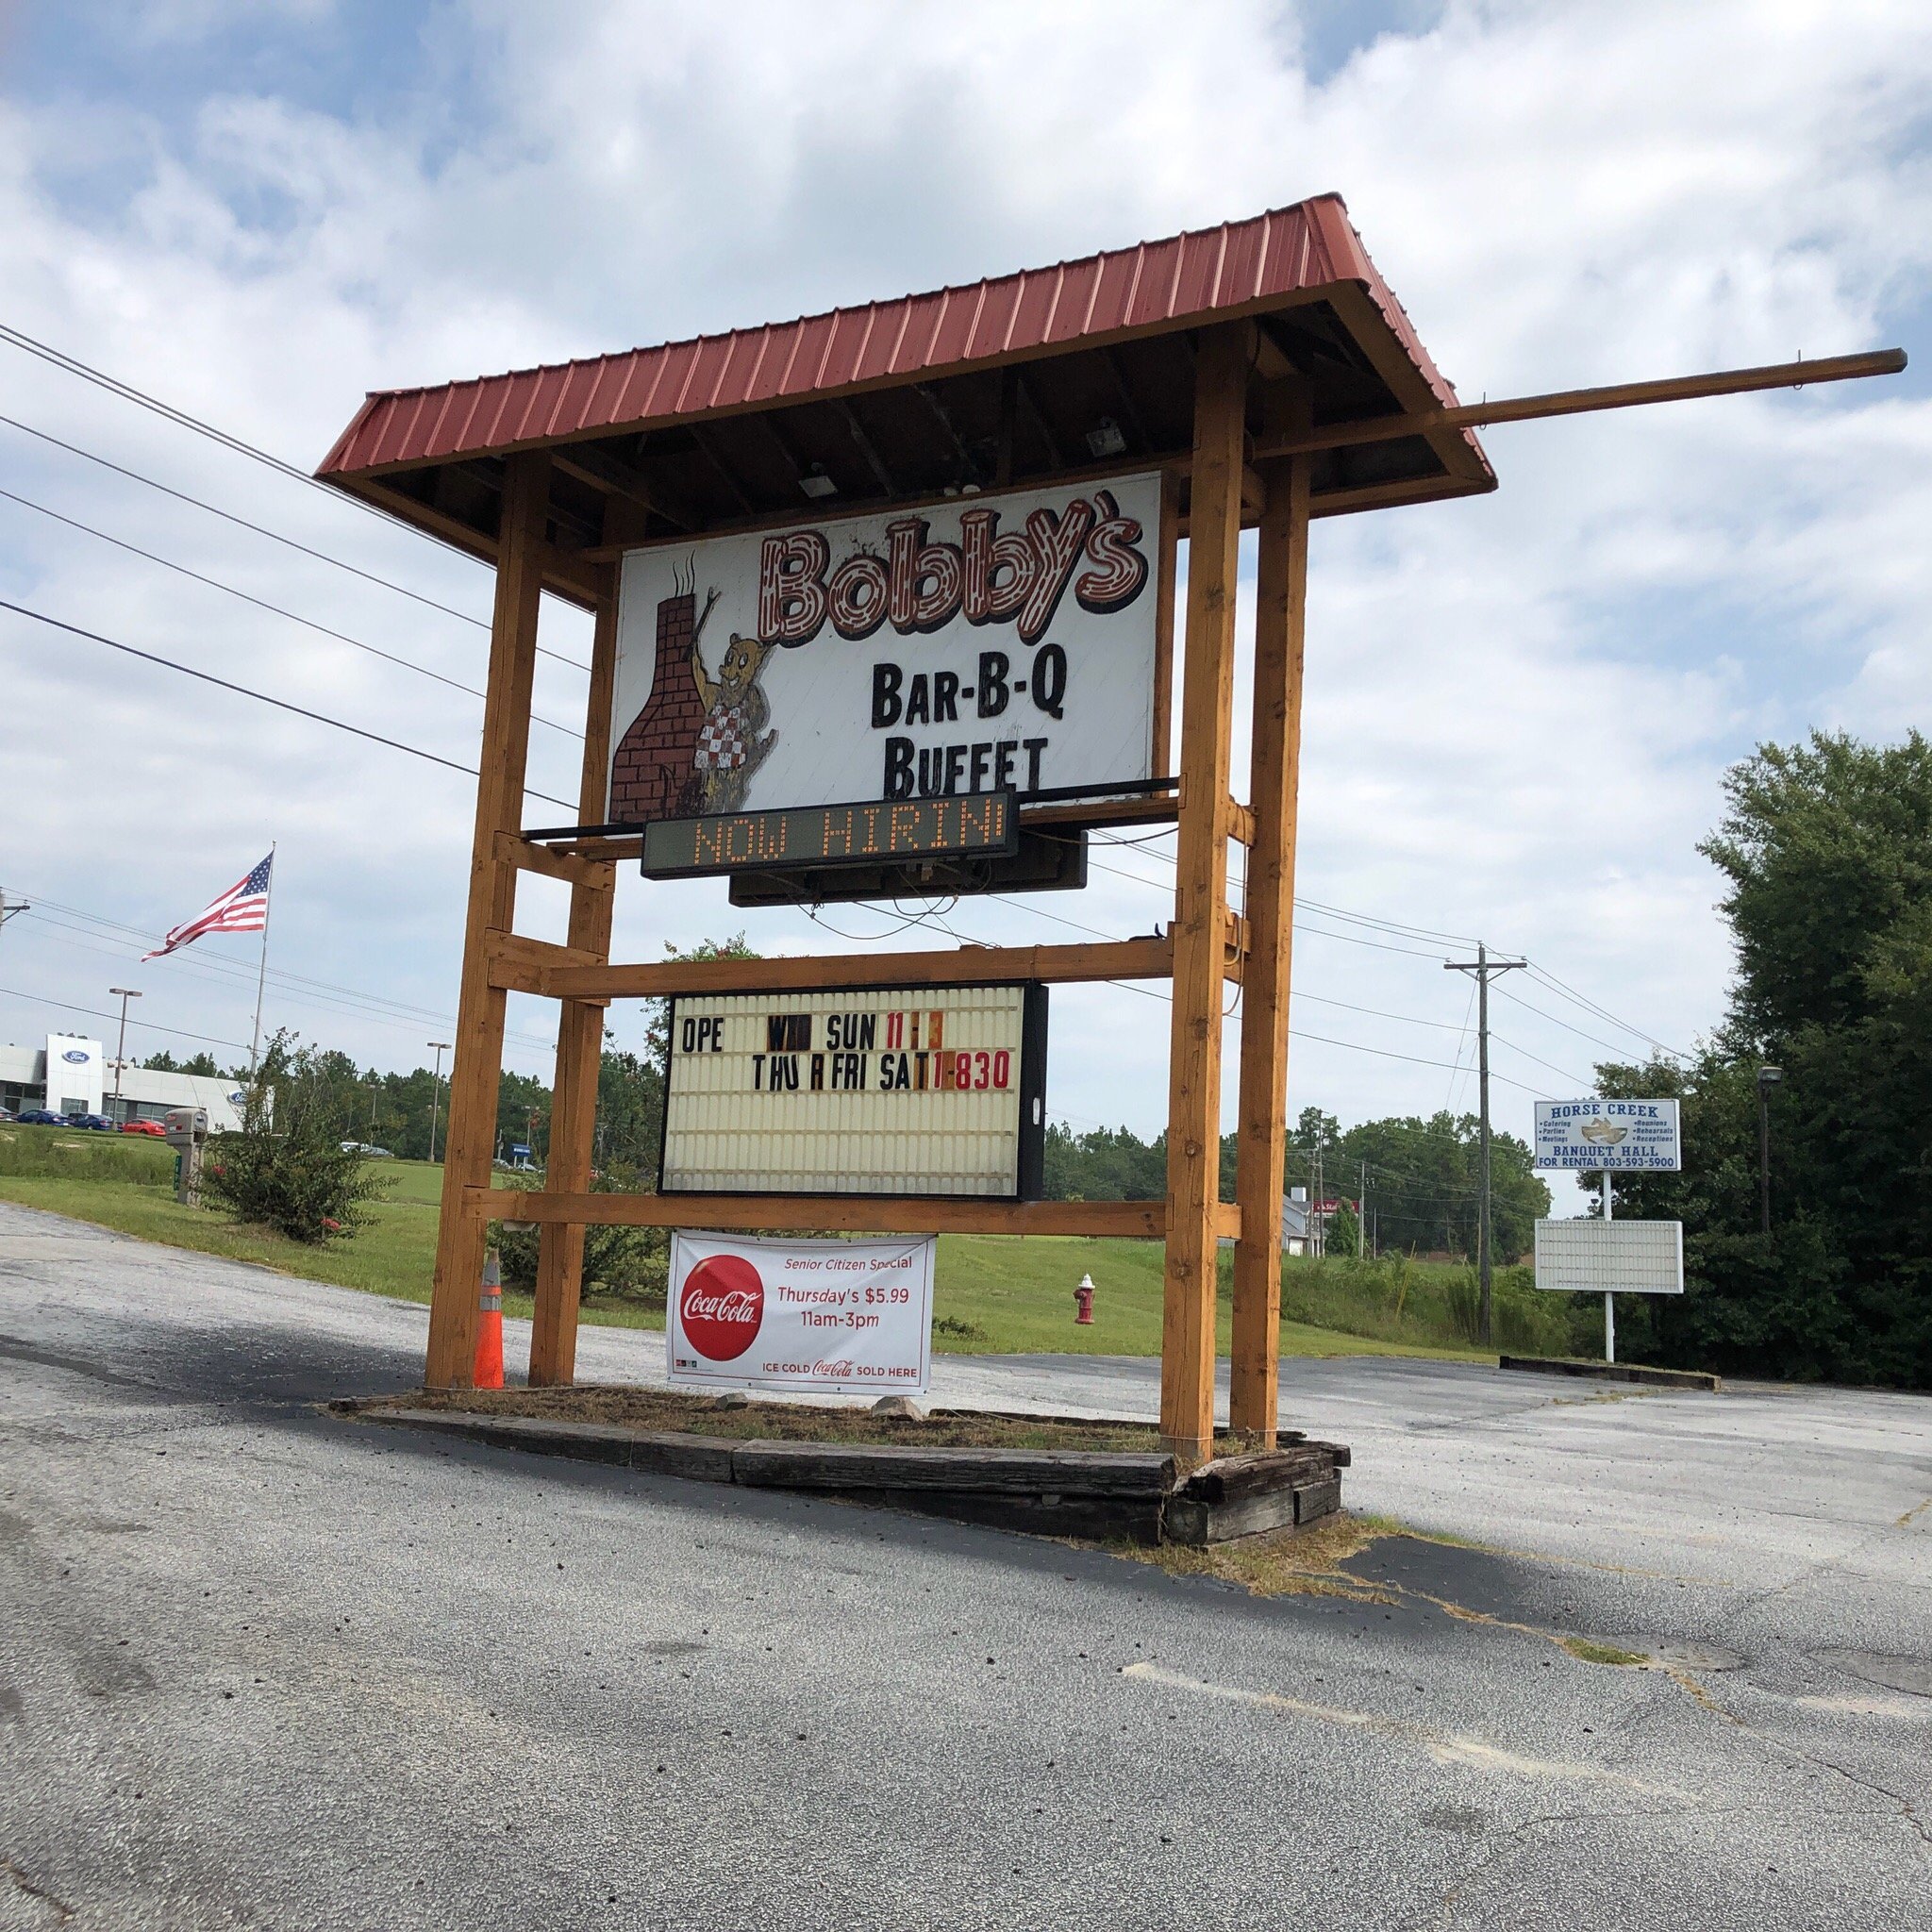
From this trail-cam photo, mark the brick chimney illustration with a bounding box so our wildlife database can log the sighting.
[608,563,716,824]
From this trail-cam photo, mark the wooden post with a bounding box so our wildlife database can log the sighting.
[529,575,621,1386]
[1159,321,1251,1463]
[1230,390,1312,1445]
[424,451,551,1389]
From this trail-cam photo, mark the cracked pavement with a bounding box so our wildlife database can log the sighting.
[1,1199,1927,1928]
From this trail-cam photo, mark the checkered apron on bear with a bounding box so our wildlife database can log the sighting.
[693,703,749,772]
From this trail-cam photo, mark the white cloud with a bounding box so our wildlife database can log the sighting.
[0,0,1926,1184]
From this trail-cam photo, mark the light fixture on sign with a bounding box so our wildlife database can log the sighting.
[799,463,838,500]
[1086,416,1126,458]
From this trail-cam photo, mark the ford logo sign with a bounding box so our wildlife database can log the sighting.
[61,1048,91,1063]
[228,1092,246,1106]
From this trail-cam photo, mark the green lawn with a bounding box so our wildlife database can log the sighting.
[0,1127,1494,1361]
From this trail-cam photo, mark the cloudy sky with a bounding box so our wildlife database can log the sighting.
[1,1,1925,1201]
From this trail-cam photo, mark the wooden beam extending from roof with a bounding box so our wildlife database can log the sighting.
[1253,348,1907,462]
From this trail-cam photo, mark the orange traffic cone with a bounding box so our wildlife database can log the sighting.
[474,1247,505,1390]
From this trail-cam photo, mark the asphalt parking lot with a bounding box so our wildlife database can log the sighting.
[2,1200,1927,1929]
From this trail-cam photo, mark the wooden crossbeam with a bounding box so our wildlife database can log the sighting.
[524,936,1173,1003]
[1252,348,1907,463]
[492,830,608,888]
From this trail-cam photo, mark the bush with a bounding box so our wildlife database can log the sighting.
[201,1033,386,1244]
[487,1172,669,1307]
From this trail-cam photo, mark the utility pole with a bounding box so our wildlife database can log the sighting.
[426,1041,452,1164]
[0,893,29,954]
[1357,1158,1367,1260]
[1444,942,1527,1344]
[108,987,141,1124]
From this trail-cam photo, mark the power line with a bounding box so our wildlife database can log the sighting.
[7,885,558,1053]
[0,380,587,668]
[15,907,558,1061]
[1523,962,1693,1063]
[4,411,474,626]
[0,597,577,810]
[0,484,583,738]
[0,980,255,1057]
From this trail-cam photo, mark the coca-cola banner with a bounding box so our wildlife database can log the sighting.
[667,1229,936,1396]
[608,472,1163,828]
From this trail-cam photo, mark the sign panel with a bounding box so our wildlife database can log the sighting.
[1534,1218,1685,1294]
[668,1229,935,1395]
[608,473,1163,828]
[641,791,1016,879]
[1534,1098,1682,1171]
[660,984,1046,1198]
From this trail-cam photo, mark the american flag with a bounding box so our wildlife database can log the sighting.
[143,852,274,959]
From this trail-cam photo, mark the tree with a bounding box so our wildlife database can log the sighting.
[142,1049,223,1076]
[201,1031,386,1243]
[1599,731,1932,1386]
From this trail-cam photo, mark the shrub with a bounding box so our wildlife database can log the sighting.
[201,1033,386,1243]
[487,1172,669,1307]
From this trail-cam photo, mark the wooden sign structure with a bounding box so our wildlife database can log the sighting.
[318,194,1902,1462]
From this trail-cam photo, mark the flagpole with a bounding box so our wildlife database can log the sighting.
[249,842,275,1076]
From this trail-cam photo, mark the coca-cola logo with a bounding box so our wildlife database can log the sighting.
[679,1255,765,1361]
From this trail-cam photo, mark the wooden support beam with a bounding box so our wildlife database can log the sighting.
[841,401,898,496]
[425,451,551,1389]
[484,932,608,995]
[1160,320,1251,1464]
[541,936,1174,1003]
[553,444,700,531]
[1251,347,1907,463]
[1224,800,1256,849]
[469,1185,1172,1241]
[531,578,622,1388]
[1231,387,1312,1447]
[492,830,608,889]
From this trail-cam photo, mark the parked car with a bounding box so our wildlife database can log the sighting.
[75,1115,119,1131]
[340,1141,394,1158]
[14,1109,64,1125]
[120,1119,166,1137]
[0,1107,13,1122]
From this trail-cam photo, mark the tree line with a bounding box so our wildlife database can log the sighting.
[1043,1108,1549,1261]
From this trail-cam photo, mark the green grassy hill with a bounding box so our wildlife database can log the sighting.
[0,1126,1572,1359]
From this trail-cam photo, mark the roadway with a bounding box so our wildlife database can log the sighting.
[2,1200,1927,1928]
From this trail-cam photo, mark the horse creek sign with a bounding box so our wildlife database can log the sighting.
[606,472,1164,830]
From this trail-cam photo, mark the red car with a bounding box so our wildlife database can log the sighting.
[120,1120,166,1137]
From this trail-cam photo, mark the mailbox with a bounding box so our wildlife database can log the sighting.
[163,1108,209,1147]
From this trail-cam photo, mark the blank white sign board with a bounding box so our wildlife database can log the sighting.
[1534,1218,1684,1295]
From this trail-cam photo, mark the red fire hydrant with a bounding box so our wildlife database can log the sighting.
[1074,1274,1095,1325]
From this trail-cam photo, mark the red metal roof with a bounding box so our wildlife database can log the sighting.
[318,194,1466,479]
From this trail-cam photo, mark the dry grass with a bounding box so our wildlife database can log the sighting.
[362,1382,1252,1456]
[1102,1509,1397,1601]
[1558,1636,1649,1667]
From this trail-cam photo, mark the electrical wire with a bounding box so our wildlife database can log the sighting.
[14,907,558,1061]
[5,887,556,1045]
[0,406,587,672]
[1523,963,1693,1063]
[0,981,256,1057]
[0,597,578,810]
[0,484,584,738]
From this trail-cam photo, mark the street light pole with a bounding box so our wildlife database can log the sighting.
[1757,1064,1783,1236]
[108,988,141,1123]
[426,1041,452,1164]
